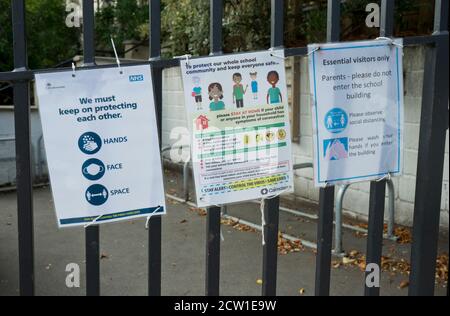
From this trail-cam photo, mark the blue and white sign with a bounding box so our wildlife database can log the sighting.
[35,65,166,227]
[324,108,348,133]
[308,39,404,187]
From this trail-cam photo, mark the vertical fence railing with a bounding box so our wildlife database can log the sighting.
[12,0,34,297]
[82,0,101,297]
[363,0,394,297]
[409,0,449,296]
[205,0,223,297]
[314,0,339,297]
[260,0,284,297]
[148,0,163,297]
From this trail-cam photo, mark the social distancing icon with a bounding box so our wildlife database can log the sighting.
[85,184,109,206]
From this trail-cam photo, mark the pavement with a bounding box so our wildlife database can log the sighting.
[0,169,448,296]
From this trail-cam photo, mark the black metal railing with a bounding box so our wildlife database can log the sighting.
[0,0,448,297]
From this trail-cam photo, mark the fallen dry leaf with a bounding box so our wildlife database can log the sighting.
[189,207,207,217]
[334,251,448,284]
[398,280,409,289]
[435,254,448,281]
[100,252,109,260]
[393,227,412,244]
[342,257,356,265]
[277,232,304,255]
[332,261,341,269]
[221,218,257,233]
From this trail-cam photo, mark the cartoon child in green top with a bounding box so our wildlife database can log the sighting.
[266,71,282,104]
[208,82,225,111]
[232,73,248,108]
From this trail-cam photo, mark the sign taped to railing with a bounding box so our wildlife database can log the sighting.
[35,65,166,227]
[180,51,294,207]
[308,39,404,187]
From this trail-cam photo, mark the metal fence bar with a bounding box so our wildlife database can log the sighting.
[205,0,223,297]
[363,0,395,297]
[11,0,34,297]
[210,0,223,55]
[314,0,340,297]
[379,0,395,38]
[270,0,284,49]
[409,0,449,296]
[260,0,284,297]
[148,0,163,297]
[262,197,280,296]
[315,187,335,296]
[364,181,386,296]
[82,0,100,297]
[205,206,221,296]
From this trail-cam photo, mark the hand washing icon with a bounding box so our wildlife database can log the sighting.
[82,158,106,181]
[78,132,102,155]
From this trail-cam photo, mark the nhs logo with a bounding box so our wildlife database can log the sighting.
[129,74,144,82]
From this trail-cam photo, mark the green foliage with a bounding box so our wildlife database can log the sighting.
[0,0,437,69]
[0,0,79,72]
[299,2,328,44]
[0,0,79,105]
[160,0,210,57]
[27,0,80,69]
[158,0,271,57]
[0,0,79,71]
[0,0,13,72]
[95,0,149,52]
[222,0,271,53]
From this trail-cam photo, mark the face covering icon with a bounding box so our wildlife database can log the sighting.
[83,163,104,176]
[82,158,106,181]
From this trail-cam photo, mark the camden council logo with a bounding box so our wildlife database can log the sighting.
[129,74,144,82]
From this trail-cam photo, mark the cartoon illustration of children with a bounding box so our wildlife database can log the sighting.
[250,72,258,100]
[232,73,248,108]
[192,76,203,110]
[266,71,282,105]
[208,82,225,111]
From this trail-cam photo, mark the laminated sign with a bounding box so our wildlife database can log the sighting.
[181,51,294,207]
[308,39,404,187]
[35,65,166,227]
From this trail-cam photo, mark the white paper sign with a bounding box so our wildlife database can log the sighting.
[35,65,166,227]
[180,51,294,207]
[308,39,404,187]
